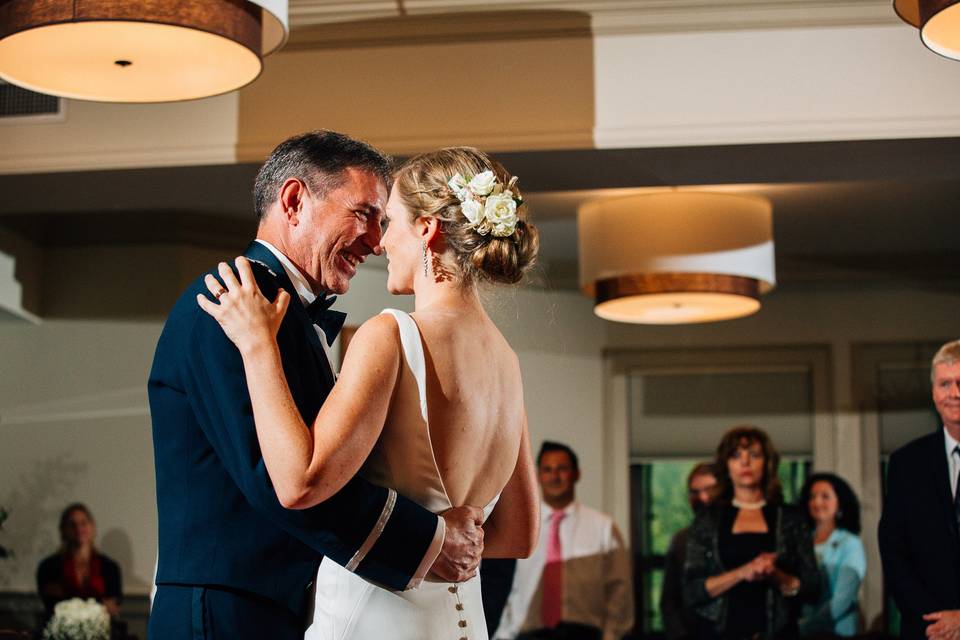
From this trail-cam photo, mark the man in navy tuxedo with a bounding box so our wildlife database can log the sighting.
[148,131,483,639]
[880,339,960,640]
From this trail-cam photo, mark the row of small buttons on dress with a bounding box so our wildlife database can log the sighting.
[449,584,468,639]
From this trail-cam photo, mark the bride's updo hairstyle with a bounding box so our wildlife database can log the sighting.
[393,147,539,286]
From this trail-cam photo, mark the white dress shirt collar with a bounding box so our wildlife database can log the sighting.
[945,426,960,457]
[254,239,316,307]
[542,500,578,522]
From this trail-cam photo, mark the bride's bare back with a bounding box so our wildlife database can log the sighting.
[405,307,524,511]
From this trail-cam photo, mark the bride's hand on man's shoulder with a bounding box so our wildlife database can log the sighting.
[196,256,290,353]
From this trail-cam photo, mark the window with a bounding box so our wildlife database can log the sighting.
[610,346,830,638]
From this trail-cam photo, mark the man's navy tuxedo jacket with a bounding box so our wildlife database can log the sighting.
[879,429,960,639]
[148,242,438,617]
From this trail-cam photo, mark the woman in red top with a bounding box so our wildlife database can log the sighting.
[37,503,122,618]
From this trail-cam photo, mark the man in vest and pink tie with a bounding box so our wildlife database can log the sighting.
[494,441,634,640]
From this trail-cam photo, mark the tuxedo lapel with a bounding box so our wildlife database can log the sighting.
[243,241,295,296]
[242,242,336,391]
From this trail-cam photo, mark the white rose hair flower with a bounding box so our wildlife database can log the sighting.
[447,173,468,200]
[467,170,497,197]
[460,198,484,227]
[448,171,523,238]
[484,192,519,237]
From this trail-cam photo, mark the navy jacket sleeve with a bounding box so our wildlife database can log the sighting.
[179,290,438,590]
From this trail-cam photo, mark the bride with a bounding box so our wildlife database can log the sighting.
[197,147,541,640]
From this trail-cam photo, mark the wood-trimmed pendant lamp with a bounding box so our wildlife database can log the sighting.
[578,192,776,324]
[894,0,960,60]
[0,0,288,102]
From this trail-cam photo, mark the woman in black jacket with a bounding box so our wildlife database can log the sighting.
[684,426,819,640]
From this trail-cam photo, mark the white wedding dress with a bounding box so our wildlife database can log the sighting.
[305,309,499,640]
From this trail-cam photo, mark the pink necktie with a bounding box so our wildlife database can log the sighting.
[541,509,566,628]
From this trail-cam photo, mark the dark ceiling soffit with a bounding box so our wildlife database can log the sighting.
[1,137,959,215]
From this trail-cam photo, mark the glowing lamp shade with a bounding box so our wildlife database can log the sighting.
[0,0,288,102]
[578,192,776,325]
[894,0,960,60]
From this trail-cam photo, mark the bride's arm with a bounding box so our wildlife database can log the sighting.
[247,315,400,510]
[481,414,540,558]
[198,258,401,510]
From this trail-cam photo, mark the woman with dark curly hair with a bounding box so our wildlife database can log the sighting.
[684,426,820,639]
[797,473,866,637]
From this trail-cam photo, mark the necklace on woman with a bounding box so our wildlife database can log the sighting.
[732,498,767,510]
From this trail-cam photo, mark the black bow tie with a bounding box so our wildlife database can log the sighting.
[306,294,346,347]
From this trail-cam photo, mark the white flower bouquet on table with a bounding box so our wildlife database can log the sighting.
[43,598,110,640]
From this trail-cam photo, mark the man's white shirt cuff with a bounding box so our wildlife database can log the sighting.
[407,515,445,589]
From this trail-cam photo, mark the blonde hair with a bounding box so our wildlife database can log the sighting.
[932,339,960,382]
[393,147,538,285]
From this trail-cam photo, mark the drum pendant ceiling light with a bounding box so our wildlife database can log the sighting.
[578,192,776,325]
[894,0,960,60]
[0,0,288,103]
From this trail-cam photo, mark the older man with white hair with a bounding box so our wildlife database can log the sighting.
[880,339,960,640]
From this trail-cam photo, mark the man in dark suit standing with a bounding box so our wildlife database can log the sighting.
[880,339,960,640]
[148,131,483,639]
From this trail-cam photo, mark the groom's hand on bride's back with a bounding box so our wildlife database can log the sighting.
[431,505,485,583]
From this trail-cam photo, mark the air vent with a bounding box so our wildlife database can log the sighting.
[0,80,63,121]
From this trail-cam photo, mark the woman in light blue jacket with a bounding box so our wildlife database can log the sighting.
[798,473,867,637]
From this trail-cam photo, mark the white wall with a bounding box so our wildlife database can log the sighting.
[594,24,960,147]
[0,94,239,174]
[0,319,162,594]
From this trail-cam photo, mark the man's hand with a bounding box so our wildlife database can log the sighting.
[431,505,484,583]
[924,610,960,639]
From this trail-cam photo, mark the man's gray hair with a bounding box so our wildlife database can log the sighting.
[253,130,393,222]
[932,339,960,382]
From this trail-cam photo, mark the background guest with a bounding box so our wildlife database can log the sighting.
[798,473,866,637]
[36,503,122,619]
[879,339,960,640]
[495,441,634,640]
[662,462,717,640]
[684,426,819,640]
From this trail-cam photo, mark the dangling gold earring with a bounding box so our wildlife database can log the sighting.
[421,241,429,278]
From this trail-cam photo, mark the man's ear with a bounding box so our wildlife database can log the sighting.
[278,178,306,226]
